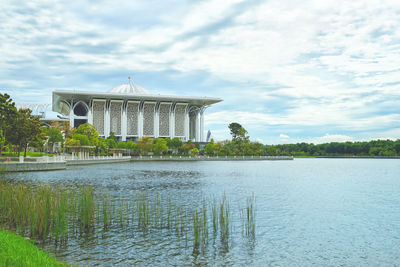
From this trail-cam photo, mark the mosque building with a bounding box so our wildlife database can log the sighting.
[52,78,222,142]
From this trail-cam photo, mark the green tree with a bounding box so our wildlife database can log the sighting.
[97,137,108,155]
[66,138,81,146]
[0,130,5,156]
[266,146,277,156]
[203,139,216,155]
[30,131,46,152]
[72,133,90,146]
[51,121,73,139]
[249,142,263,155]
[153,138,168,155]
[213,141,223,155]
[195,142,200,150]
[227,122,250,155]
[369,147,381,156]
[182,142,195,154]
[126,140,139,155]
[0,93,18,149]
[190,148,199,156]
[116,141,127,149]
[41,127,64,153]
[138,137,153,154]
[236,127,249,141]
[395,141,400,154]
[168,137,183,154]
[382,149,396,156]
[45,128,64,144]
[108,132,117,142]
[220,140,232,155]
[73,123,99,146]
[13,109,42,156]
[228,122,243,140]
[106,138,117,149]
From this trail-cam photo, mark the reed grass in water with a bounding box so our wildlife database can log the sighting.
[219,194,230,244]
[245,194,256,237]
[0,181,256,253]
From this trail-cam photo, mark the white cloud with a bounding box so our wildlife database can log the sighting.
[1,0,400,142]
[255,138,265,143]
[206,109,400,133]
[280,134,290,139]
[312,134,354,144]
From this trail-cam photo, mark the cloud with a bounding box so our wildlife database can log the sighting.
[206,109,400,133]
[255,138,264,143]
[1,0,400,143]
[280,134,290,139]
[311,134,354,144]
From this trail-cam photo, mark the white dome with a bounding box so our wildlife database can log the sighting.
[109,83,150,95]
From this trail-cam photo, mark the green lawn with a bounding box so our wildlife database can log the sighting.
[0,230,68,266]
[1,152,57,157]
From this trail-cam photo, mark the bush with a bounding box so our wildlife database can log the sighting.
[116,141,127,149]
[190,148,199,157]
[72,133,90,146]
[66,138,81,146]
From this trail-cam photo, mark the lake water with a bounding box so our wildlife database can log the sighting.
[3,159,400,266]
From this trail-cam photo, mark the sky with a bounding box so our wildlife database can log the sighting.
[1,0,399,144]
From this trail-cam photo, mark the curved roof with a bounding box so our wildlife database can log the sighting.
[109,83,150,95]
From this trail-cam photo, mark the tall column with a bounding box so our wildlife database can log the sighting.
[87,110,93,125]
[184,108,189,142]
[169,104,175,138]
[200,110,205,142]
[69,108,74,128]
[121,102,127,141]
[104,101,110,138]
[154,102,160,138]
[138,102,143,138]
[195,111,200,142]
[87,101,93,125]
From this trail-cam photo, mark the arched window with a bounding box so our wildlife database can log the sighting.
[74,102,88,116]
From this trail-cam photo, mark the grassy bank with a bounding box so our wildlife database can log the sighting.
[0,230,67,266]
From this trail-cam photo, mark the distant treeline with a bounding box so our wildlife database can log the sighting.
[267,139,400,157]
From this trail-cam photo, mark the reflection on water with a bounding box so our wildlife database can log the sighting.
[2,159,400,266]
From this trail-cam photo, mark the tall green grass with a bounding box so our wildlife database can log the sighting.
[78,186,95,232]
[245,194,256,237]
[0,166,6,175]
[0,182,96,243]
[0,181,256,253]
[219,194,230,244]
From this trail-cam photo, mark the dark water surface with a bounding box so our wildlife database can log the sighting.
[3,159,400,266]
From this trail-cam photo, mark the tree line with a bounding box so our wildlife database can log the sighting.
[65,123,202,156]
[269,139,400,157]
[1,93,399,157]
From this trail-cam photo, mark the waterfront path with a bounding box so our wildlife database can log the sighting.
[0,155,293,172]
[0,156,131,172]
[131,155,293,161]
[66,156,131,166]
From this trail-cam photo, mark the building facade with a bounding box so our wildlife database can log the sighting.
[52,82,222,142]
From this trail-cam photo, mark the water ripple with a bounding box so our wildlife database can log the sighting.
[2,159,400,265]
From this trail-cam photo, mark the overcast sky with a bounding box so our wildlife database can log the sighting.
[1,0,399,144]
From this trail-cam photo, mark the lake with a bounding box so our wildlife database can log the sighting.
[3,158,400,266]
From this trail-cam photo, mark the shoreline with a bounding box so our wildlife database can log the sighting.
[0,156,293,172]
[315,156,400,159]
[130,155,294,161]
[2,155,400,173]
